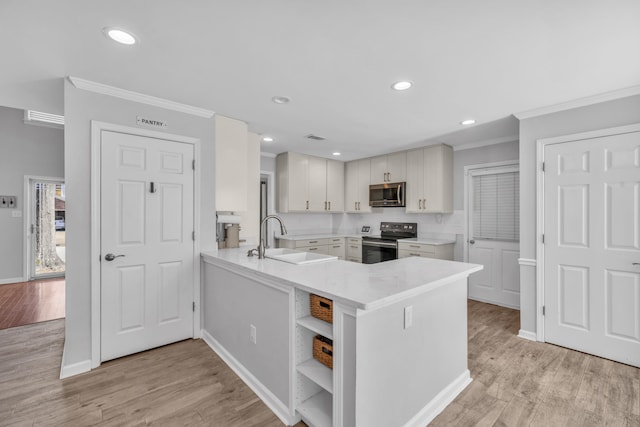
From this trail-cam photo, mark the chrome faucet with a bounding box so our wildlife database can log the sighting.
[254,215,287,259]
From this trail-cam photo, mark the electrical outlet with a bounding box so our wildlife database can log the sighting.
[0,196,17,208]
[250,324,257,344]
[404,306,413,329]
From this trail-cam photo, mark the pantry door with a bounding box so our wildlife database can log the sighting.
[543,128,640,367]
[100,130,195,362]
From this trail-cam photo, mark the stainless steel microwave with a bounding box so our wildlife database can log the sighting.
[369,182,406,207]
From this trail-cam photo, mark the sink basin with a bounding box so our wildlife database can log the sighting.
[264,248,338,265]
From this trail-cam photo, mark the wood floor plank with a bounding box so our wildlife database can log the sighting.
[1,300,638,426]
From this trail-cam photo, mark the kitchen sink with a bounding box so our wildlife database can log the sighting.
[264,248,338,265]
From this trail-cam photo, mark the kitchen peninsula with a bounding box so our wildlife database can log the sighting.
[201,249,481,427]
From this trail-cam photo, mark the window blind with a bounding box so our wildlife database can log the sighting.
[472,171,519,241]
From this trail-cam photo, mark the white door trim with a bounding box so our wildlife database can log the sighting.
[23,175,65,281]
[535,122,640,342]
[463,160,519,263]
[90,121,201,369]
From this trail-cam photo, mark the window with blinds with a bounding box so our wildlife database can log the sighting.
[472,171,519,241]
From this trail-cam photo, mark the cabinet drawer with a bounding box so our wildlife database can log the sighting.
[295,238,330,248]
[346,237,362,245]
[397,242,435,254]
[304,246,329,255]
[346,256,361,263]
[329,237,344,244]
[346,244,361,258]
[398,249,431,259]
[328,243,345,259]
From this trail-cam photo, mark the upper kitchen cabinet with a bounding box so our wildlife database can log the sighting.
[215,115,250,212]
[345,158,372,213]
[406,144,453,213]
[370,151,406,184]
[277,152,344,213]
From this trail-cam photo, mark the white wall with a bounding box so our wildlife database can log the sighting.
[0,106,64,283]
[518,94,640,335]
[63,80,216,369]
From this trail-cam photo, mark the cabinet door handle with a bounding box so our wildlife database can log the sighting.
[410,253,421,256]
[309,240,318,244]
[328,201,331,210]
[409,245,421,248]
[420,199,424,209]
[423,198,427,209]
[308,247,318,251]
[333,245,341,248]
[306,200,309,210]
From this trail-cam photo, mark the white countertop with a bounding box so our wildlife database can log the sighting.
[275,233,366,241]
[202,248,481,311]
[399,237,456,245]
[275,234,455,245]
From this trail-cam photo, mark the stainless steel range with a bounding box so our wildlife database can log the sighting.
[361,222,417,264]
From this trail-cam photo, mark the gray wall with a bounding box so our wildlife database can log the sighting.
[518,94,640,334]
[0,106,64,283]
[453,140,519,210]
[63,80,216,368]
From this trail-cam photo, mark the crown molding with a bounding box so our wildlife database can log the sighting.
[514,85,640,120]
[452,135,518,151]
[67,76,215,118]
[260,152,277,158]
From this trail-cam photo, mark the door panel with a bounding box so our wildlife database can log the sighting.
[544,130,640,367]
[101,130,194,362]
[467,165,520,308]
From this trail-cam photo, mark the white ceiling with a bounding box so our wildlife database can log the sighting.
[1,0,639,160]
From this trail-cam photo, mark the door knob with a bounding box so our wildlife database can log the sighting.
[469,240,475,244]
[633,263,640,266]
[104,253,125,261]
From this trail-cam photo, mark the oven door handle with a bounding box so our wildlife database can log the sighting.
[362,240,398,249]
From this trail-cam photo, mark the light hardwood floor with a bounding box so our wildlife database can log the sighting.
[0,301,638,426]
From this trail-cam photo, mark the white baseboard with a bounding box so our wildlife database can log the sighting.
[518,329,537,341]
[200,329,298,426]
[0,277,26,285]
[59,345,92,379]
[403,370,472,427]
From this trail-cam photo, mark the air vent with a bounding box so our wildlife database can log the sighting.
[24,110,65,128]
[305,134,326,141]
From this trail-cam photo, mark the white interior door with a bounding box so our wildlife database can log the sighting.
[100,130,194,362]
[467,166,520,308]
[544,130,640,367]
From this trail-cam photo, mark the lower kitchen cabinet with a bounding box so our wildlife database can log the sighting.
[397,241,454,260]
[345,237,362,262]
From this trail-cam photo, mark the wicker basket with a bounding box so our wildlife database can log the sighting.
[313,335,333,369]
[310,294,333,323]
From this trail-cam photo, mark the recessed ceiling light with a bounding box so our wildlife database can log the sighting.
[460,119,476,125]
[391,81,413,91]
[272,96,291,104]
[103,27,137,45]
[262,136,274,142]
[332,152,341,156]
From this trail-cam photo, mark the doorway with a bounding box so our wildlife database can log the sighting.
[465,162,520,308]
[25,177,66,279]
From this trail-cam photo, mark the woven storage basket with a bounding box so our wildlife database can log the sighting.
[313,335,333,369]
[310,294,333,323]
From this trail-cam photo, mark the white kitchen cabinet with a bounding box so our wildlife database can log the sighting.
[345,159,371,213]
[370,151,406,184]
[215,115,249,211]
[397,241,454,260]
[326,159,345,212]
[327,237,346,259]
[405,144,453,213]
[345,237,362,262]
[277,152,344,213]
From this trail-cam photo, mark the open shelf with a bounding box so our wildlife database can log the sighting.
[297,315,333,339]
[297,390,332,427]
[297,358,333,393]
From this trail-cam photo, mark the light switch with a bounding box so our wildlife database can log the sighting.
[11,210,22,218]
